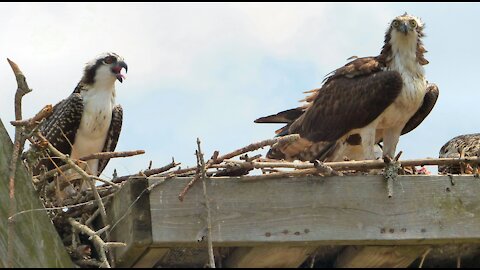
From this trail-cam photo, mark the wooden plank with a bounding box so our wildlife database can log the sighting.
[0,119,73,267]
[334,245,430,268]
[145,175,480,246]
[107,177,153,267]
[225,246,316,268]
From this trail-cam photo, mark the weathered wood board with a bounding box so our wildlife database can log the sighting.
[147,175,480,246]
[0,119,73,267]
[107,174,480,267]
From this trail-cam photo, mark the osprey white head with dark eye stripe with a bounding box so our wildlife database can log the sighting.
[30,52,127,191]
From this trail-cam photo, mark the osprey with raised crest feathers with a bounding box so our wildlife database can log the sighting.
[255,13,439,162]
[28,52,128,186]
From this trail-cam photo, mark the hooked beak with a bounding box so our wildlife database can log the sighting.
[111,61,128,83]
[399,22,408,35]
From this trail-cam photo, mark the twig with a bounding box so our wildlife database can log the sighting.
[7,58,32,268]
[313,160,343,176]
[214,134,300,164]
[223,157,480,172]
[34,132,110,236]
[178,135,300,200]
[197,138,215,268]
[86,208,101,226]
[110,159,181,184]
[310,253,316,268]
[10,104,53,127]
[91,176,120,189]
[68,218,112,268]
[418,248,431,268]
[80,150,145,162]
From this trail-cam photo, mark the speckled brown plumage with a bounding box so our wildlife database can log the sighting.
[439,134,480,174]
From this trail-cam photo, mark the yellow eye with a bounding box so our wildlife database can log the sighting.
[392,20,400,27]
[409,20,417,27]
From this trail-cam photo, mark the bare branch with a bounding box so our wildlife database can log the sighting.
[111,158,181,184]
[7,58,32,268]
[10,104,53,127]
[68,218,111,268]
[196,138,216,268]
[80,150,145,162]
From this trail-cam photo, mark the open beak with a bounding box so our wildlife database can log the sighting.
[111,61,128,83]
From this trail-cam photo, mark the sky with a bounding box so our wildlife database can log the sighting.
[0,2,478,178]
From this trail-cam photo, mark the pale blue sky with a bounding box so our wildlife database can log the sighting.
[0,3,478,177]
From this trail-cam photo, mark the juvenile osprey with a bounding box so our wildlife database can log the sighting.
[255,13,439,162]
[30,52,127,182]
[439,134,480,174]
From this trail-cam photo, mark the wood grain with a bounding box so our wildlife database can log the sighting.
[146,175,480,246]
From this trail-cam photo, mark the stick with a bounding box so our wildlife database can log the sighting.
[79,150,145,162]
[10,104,53,127]
[197,138,216,268]
[35,132,109,234]
[35,150,145,186]
[68,218,111,268]
[7,58,32,268]
[178,135,300,200]
[221,156,480,172]
[111,158,180,184]
[214,134,300,164]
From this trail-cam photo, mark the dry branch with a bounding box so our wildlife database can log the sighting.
[196,138,216,268]
[213,134,300,164]
[68,218,127,268]
[111,158,180,184]
[219,156,480,173]
[34,132,110,237]
[178,135,300,200]
[7,58,32,267]
[10,104,53,127]
[80,150,145,162]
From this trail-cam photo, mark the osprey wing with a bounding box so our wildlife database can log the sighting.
[401,83,439,135]
[32,93,84,175]
[97,105,123,175]
[291,61,402,143]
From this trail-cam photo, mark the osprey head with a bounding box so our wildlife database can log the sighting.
[389,13,424,37]
[82,52,128,85]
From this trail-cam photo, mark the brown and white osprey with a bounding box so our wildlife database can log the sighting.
[29,52,127,184]
[255,13,439,162]
[439,134,480,174]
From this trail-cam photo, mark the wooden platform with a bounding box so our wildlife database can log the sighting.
[106,174,480,268]
[0,119,73,267]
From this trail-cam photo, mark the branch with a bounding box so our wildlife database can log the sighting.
[80,150,145,162]
[10,104,53,127]
[196,138,216,268]
[178,135,300,200]
[68,218,116,268]
[111,158,181,184]
[214,134,300,164]
[7,58,32,268]
[34,132,109,235]
[221,156,480,172]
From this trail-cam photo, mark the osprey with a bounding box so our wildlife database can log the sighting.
[439,134,480,174]
[29,52,127,185]
[255,13,439,162]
